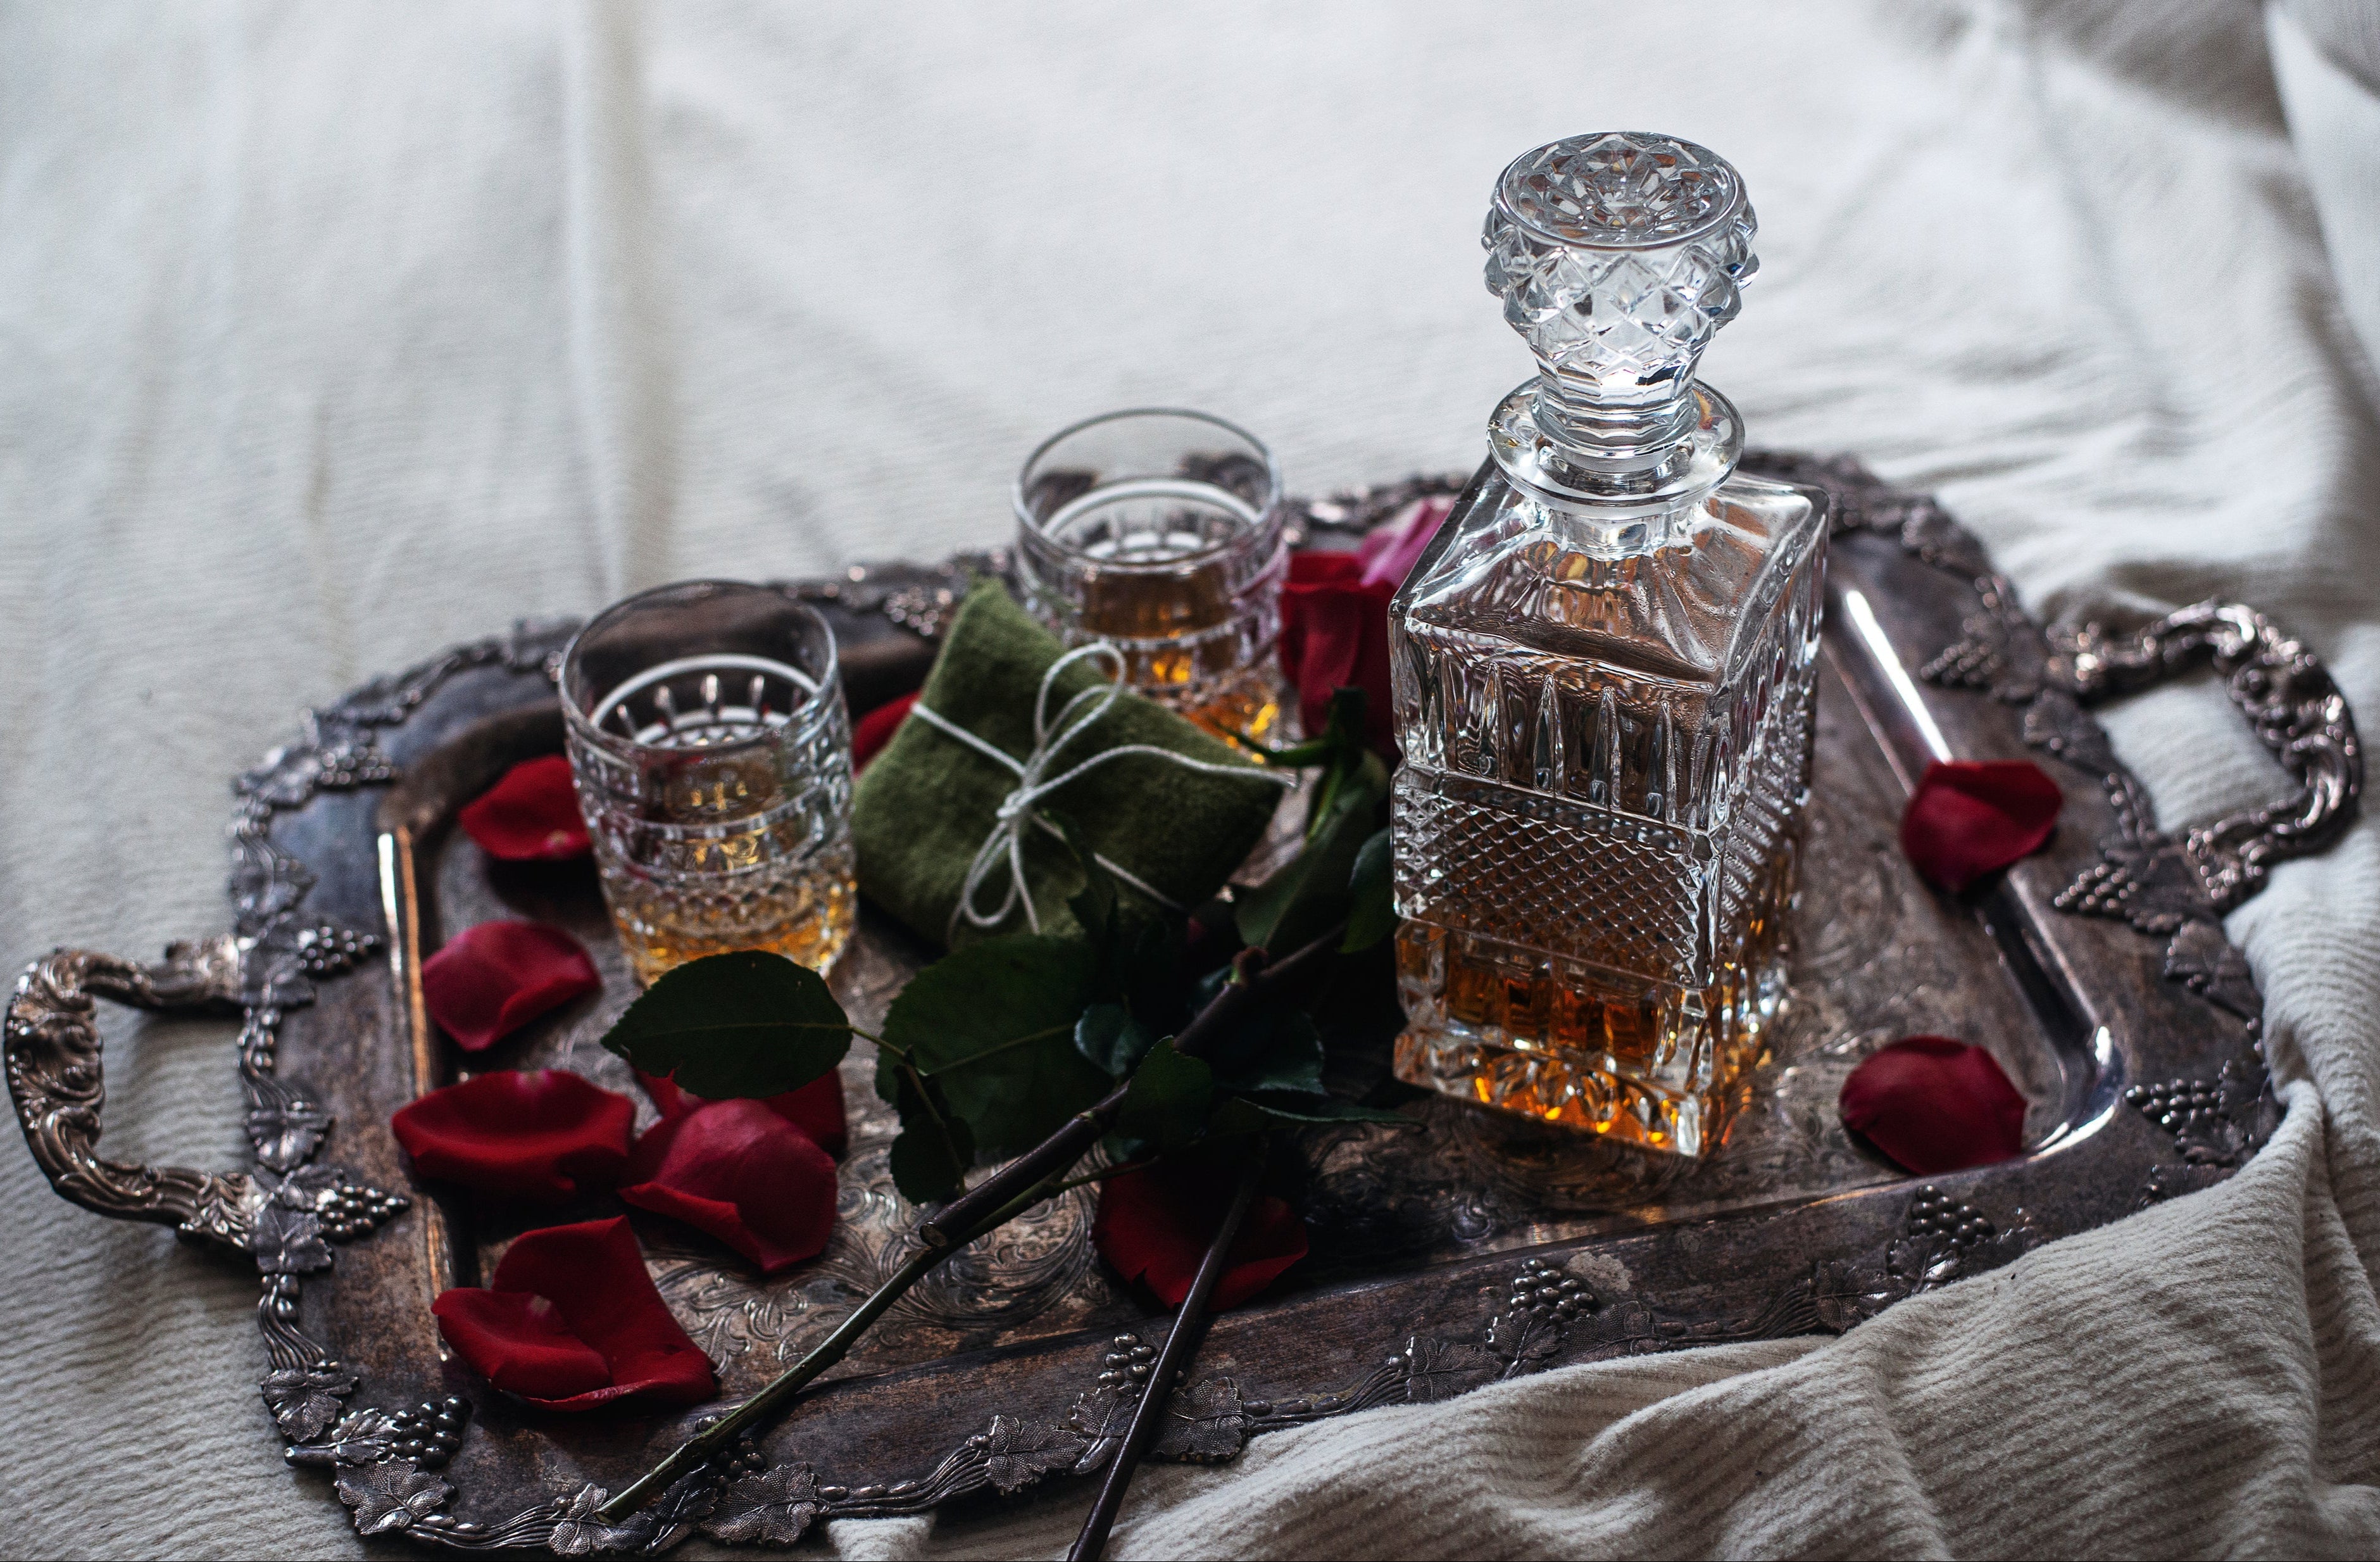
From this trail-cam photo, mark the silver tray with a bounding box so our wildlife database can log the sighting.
[6,455,2357,1550]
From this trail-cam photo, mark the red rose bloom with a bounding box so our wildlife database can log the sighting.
[1277,498,1451,759]
[1094,1162,1308,1313]
[1280,553,1396,758]
[853,691,919,772]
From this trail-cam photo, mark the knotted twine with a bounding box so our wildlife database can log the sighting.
[904,643,1294,942]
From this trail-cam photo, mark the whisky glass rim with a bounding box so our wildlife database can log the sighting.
[558,577,843,765]
[1012,405,1283,574]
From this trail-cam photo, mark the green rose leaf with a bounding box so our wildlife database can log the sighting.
[1115,1039,1214,1153]
[882,1067,977,1205]
[599,950,851,1099]
[1341,827,1397,953]
[880,933,1109,1159]
[1120,912,1189,1031]
[1234,746,1388,954]
[1075,1002,1158,1080]
[1213,1009,1325,1097]
[1059,810,1188,1024]
[1243,685,1370,773]
[1237,732,1339,769]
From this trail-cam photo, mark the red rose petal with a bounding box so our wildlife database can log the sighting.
[431,1216,716,1409]
[1839,1035,2027,1175]
[1281,552,1397,758]
[766,1074,849,1159]
[635,1069,848,1160]
[391,1069,634,1202]
[1094,1162,1308,1313]
[853,691,919,773]
[422,920,603,1052]
[619,1099,840,1274]
[1355,496,1452,589]
[458,755,591,861]
[431,1289,613,1400]
[634,1069,692,1122]
[1900,759,2062,893]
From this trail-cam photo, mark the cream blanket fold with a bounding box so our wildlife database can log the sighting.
[0,3,2372,1557]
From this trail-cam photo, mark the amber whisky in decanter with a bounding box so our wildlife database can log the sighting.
[1389,132,1828,1157]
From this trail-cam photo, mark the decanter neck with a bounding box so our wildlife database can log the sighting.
[1488,377,1743,516]
[1532,374,1701,460]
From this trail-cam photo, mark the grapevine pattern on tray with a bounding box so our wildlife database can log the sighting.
[4,460,2345,1549]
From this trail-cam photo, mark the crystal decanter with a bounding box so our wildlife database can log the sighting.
[1388,132,1828,1157]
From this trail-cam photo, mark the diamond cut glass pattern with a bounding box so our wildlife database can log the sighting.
[560,583,858,988]
[1501,132,1738,243]
[1391,133,1827,1157]
[1484,132,1757,420]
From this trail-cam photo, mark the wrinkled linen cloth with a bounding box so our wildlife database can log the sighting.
[3,2,2377,1557]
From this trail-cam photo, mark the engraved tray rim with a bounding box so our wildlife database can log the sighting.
[8,453,2358,1552]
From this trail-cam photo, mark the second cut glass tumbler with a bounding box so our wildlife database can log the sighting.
[1013,408,1295,748]
[561,581,856,986]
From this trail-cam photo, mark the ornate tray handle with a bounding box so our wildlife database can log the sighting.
[2050,600,2363,916]
[1,463,2348,1550]
[4,936,264,1249]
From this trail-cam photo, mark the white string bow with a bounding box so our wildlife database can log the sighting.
[905,643,1294,943]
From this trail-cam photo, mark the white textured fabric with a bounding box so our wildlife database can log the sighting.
[2,2,2375,1557]
[2276,3,2380,377]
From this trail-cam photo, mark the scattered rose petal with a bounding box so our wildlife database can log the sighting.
[853,691,919,773]
[1094,1162,1308,1312]
[1839,1035,2027,1175]
[433,1290,613,1401]
[1900,759,2062,893]
[1280,551,1396,759]
[458,755,591,861]
[392,1070,634,1202]
[636,1069,848,1159]
[619,1099,839,1273]
[1355,496,1452,590]
[431,1216,716,1409]
[422,920,603,1052]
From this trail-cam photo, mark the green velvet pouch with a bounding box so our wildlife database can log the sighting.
[853,581,1284,949]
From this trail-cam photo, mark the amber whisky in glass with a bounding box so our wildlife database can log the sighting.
[1389,133,1828,1157]
[561,581,857,986]
[1013,408,1294,750]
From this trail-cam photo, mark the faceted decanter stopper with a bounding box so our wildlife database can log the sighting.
[1482,132,1758,496]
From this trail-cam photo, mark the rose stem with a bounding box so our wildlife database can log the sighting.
[920,920,1344,1248]
[1067,1148,1265,1562]
[597,919,1343,1523]
[594,1172,1055,1523]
